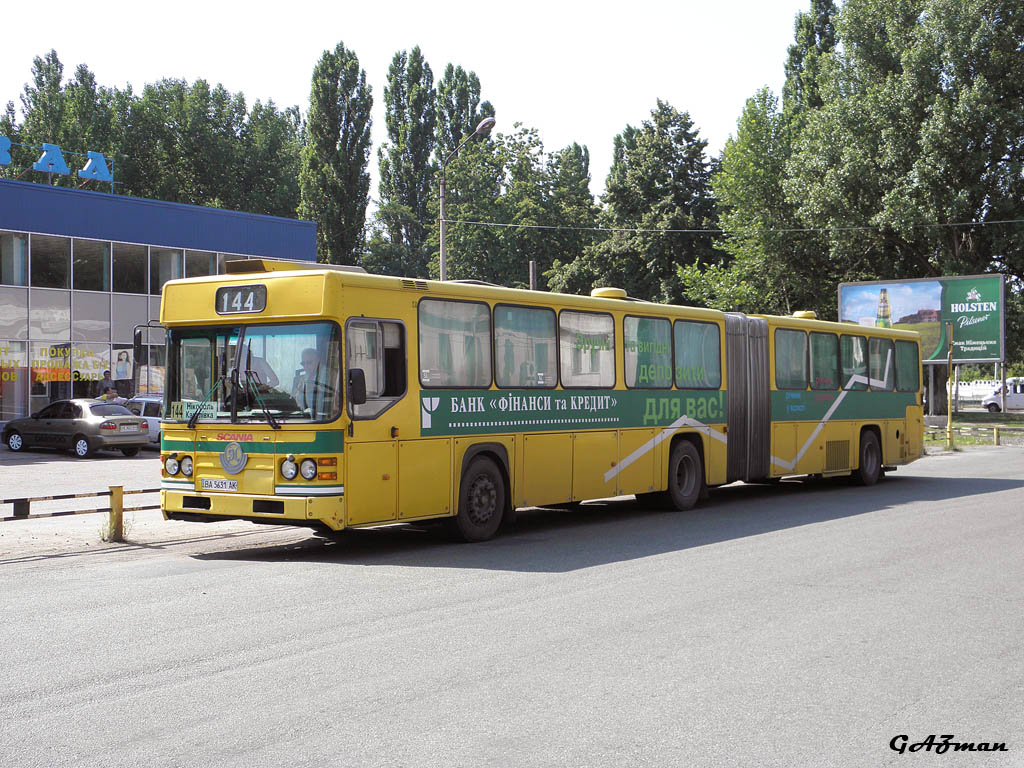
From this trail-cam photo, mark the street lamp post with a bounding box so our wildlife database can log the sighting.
[439,116,496,281]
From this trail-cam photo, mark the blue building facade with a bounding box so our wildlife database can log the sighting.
[0,180,316,422]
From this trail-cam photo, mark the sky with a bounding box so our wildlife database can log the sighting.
[2,0,810,201]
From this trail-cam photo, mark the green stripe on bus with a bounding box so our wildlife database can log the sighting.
[770,390,917,421]
[161,431,345,454]
[420,389,727,436]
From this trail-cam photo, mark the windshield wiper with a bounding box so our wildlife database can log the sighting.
[244,342,281,429]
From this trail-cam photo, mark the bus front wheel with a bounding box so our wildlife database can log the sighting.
[852,431,882,486]
[450,456,505,542]
[667,440,703,511]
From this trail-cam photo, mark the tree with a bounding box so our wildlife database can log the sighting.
[680,0,838,316]
[786,0,1024,291]
[548,101,717,302]
[680,88,833,316]
[3,50,301,216]
[435,64,495,159]
[425,128,505,281]
[783,0,838,120]
[537,143,598,290]
[298,42,373,264]
[239,100,302,217]
[375,46,437,277]
[16,50,69,184]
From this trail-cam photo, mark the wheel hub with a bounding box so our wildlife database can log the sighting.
[467,476,497,525]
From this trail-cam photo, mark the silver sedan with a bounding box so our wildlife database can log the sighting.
[2,399,150,458]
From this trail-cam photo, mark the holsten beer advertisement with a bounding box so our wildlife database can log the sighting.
[839,275,1004,364]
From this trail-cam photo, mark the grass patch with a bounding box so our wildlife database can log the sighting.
[924,431,989,447]
[951,411,1024,426]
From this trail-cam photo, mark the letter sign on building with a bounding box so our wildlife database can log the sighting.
[33,143,71,175]
[78,151,113,183]
[1,136,114,185]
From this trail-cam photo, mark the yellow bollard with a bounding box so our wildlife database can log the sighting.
[994,426,1000,446]
[108,485,124,542]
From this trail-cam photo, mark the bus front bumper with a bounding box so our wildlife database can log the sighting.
[161,490,345,531]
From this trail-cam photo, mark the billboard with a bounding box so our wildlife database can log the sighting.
[839,275,1004,364]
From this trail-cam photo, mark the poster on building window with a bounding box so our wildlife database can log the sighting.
[113,349,132,380]
[839,275,1004,364]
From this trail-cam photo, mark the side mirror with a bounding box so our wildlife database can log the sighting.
[347,368,367,406]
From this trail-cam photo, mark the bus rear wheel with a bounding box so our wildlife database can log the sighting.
[450,456,505,542]
[667,440,703,511]
[852,431,882,486]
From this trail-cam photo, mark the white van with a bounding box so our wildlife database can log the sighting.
[982,378,1024,412]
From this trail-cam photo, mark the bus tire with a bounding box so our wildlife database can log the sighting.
[987,403,1001,413]
[667,440,703,511]
[852,431,881,486]
[450,456,505,542]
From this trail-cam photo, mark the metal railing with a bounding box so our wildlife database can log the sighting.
[924,426,1020,446]
[0,486,160,542]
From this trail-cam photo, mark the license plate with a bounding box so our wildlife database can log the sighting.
[120,424,139,432]
[201,478,238,491]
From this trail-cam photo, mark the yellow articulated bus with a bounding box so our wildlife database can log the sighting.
[154,260,923,542]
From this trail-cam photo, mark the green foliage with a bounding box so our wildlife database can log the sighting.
[2,49,302,218]
[548,101,717,303]
[421,124,598,288]
[376,46,437,277]
[681,88,833,316]
[435,64,495,160]
[298,41,373,264]
[783,0,838,119]
[239,101,303,218]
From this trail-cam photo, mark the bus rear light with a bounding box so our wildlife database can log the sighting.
[318,472,337,481]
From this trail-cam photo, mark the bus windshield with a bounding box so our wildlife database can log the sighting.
[164,321,341,424]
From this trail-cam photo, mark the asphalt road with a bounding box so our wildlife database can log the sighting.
[1,448,1022,767]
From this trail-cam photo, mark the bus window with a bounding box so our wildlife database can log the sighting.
[559,311,614,388]
[494,305,557,388]
[895,340,919,392]
[418,299,492,388]
[624,316,672,389]
[775,329,808,390]
[810,332,839,390]
[673,320,721,389]
[841,335,868,390]
[347,319,406,419]
[870,338,894,391]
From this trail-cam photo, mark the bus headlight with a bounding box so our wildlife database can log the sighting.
[164,456,180,475]
[180,456,194,477]
[300,459,317,481]
[281,458,298,480]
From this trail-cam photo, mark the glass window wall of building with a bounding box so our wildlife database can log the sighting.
[1,231,28,286]
[0,227,270,425]
[31,234,71,288]
[73,238,111,292]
